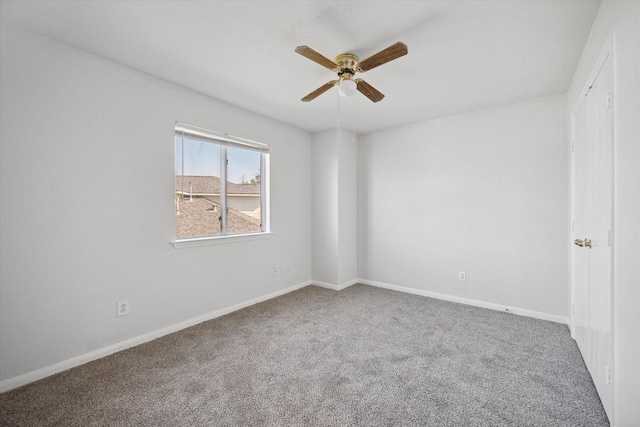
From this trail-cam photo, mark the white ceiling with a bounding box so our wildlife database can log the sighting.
[1,0,601,134]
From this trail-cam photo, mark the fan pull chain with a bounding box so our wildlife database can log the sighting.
[351,93,356,143]
[336,89,341,131]
[336,89,357,143]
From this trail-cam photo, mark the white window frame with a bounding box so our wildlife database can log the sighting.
[172,122,271,248]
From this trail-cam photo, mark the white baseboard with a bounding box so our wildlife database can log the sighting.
[311,279,358,291]
[0,280,312,393]
[359,279,569,325]
[1,277,568,393]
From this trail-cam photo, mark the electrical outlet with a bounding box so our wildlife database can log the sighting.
[286,264,291,274]
[459,272,466,282]
[273,266,279,276]
[280,265,285,274]
[117,300,129,317]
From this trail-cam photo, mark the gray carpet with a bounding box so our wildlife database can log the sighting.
[0,284,609,426]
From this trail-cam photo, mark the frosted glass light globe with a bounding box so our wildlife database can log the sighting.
[338,79,357,97]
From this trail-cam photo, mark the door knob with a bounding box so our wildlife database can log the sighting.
[574,238,592,248]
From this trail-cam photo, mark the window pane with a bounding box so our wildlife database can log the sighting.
[226,146,261,234]
[175,136,222,238]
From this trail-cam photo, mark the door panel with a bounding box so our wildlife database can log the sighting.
[572,90,590,364]
[588,53,613,415]
[571,53,613,418]
[571,53,613,414]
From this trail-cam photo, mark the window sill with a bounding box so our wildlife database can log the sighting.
[171,232,273,248]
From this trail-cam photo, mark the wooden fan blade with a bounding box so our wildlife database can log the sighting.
[295,46,338,71]
[301,80,339,102]
[355,79,385,103]
[358,42,408,72]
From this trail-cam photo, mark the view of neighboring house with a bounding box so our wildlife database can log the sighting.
[175,175,261,238]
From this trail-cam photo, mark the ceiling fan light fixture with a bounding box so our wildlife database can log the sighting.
[338,79,357,97]
[296,42,407,103]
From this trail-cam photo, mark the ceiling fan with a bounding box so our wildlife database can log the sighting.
[295,42,408,103]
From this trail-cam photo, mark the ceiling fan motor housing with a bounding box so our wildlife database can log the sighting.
[335,53,359,81]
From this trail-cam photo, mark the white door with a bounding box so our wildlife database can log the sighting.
[571,52,613,418]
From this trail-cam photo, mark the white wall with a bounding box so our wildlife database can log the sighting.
[337,129,358,286]
[311,129,339,285]
[311,127,358,288]
[0,25,312,386]
[567,2,640,425]
[358,94,569,320]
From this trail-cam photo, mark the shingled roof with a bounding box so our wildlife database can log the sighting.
[175,176,259,196]
[175,197,260,238]
[175,176,261,238]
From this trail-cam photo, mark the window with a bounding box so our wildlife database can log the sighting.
[174,123,269,243]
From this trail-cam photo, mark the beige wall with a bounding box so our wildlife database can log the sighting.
[228,195,260,220]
